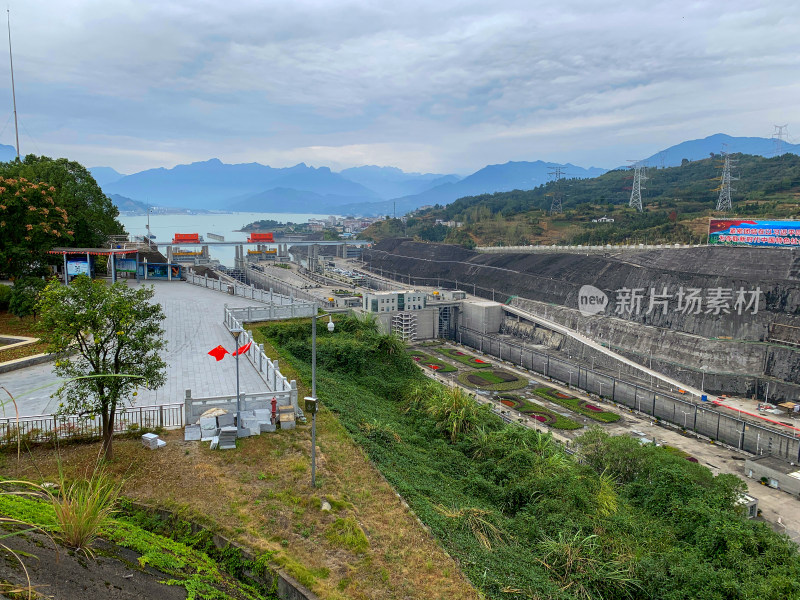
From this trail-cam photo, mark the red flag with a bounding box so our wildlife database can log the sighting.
[233,341,252,357]
[208,345,229,361]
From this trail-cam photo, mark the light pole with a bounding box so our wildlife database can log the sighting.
[681,409,691,430]
[598,382,603,398]
[230,325,244,433]
[568,370,573,388]
[308,312,334,488]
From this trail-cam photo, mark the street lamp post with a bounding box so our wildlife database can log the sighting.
[308,312,334,488]
[230,325,244,433]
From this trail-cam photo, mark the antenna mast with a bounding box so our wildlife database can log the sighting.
[548,166,565,214]
[627,161,646,212]
[7,9,19,161]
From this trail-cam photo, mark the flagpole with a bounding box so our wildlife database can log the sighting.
[230,326,244,434]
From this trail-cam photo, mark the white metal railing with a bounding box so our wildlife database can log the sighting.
[222,307,300,412]
[476,244,708,254]
[0,403,184,446]
[186,270,316,309]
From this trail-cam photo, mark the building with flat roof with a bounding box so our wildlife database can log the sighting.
[744,454,800,496]
[363,290,426,313]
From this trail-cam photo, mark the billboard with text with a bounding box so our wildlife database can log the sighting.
[708,219,800,247]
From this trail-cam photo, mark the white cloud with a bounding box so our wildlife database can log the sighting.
[4,0,800,173]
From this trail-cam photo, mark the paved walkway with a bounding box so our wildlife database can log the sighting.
[0,281,272,418]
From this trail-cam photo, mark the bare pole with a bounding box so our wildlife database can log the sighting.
[7,9,19,161]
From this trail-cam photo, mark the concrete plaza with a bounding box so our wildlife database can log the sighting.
[0,280,277,418]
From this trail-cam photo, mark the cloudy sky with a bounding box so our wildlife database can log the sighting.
[3,0,798,174]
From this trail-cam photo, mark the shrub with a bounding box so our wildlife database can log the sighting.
[9,277,46,317]
[325,517,369,553]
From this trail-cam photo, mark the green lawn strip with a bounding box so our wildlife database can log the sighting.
[436,348,492,368]
[497,394,582,430]
[457,370,528,391]
[533,387,620,423]
[0,493,274,600]
[406,350,457,372]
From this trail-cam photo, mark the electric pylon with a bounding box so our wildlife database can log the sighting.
[628,161,646,212]
[548,166,565,214]
[772,124,789,156]
[715,153,737,212]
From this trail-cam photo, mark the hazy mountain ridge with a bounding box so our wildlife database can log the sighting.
[640,133,800,168]
[89,166,126,187]
[81,133,800,216]
[339,165,461,199]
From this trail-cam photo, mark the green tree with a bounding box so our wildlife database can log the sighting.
[0,155,124,250]
[0,175,72,278]
[36,276,167,460]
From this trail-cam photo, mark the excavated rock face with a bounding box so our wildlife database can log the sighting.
[364,241,800,341]
[363,240,800,396]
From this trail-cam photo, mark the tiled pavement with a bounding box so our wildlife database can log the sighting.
[0,280,278,418]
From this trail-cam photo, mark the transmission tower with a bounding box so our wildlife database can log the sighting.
[548,166,565,214]
[715,153,738,212]
[772,124,789,156]
[627,161,646,212]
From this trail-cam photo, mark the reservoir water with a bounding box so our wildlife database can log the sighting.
[117,211,330,267]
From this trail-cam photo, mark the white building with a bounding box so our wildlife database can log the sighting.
[363,290,427,313]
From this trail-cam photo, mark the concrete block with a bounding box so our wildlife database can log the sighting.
[156,439,166,448]
[184,424,201,441]
[253,409,271,424]
[241,417,260,437]
[259,422,276,433]
[279,419,296,430]
[200,416,218,440]
[210,436,219,450]
[142,433,159,449]
[217,413,235,427]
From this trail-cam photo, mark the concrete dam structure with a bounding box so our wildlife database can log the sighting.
[363,240,800,403]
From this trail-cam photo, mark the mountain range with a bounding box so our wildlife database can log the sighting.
[3,133,796,217]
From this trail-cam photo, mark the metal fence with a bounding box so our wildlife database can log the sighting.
[222,307,299,412]
[457,326,800,461]
[360,264,514,303]
[0,403,185,447]
[244,266,335,308]
[186,270,318,308]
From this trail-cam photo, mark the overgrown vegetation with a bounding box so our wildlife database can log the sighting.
[259,317,800,599]
[361,153,800,247]
[0,491,274,599]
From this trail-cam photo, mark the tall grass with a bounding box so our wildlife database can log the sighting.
[50,464,122,553]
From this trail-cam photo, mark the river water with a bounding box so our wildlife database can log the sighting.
[117,211,329,267]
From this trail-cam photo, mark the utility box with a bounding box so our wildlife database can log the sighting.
[304,396,318,414]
